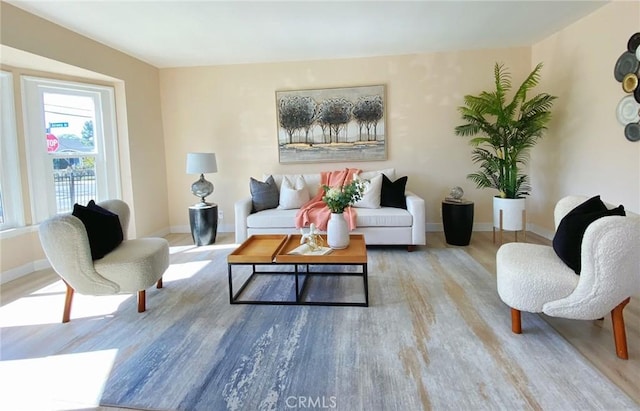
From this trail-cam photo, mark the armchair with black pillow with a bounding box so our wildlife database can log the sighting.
[496,195,639,359]
[39,199,169,322]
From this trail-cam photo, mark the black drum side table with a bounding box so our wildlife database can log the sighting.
[189,204,218,246]
[442,200,474,246]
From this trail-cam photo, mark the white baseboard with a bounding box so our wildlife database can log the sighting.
[147,227,171,238]
[427,222,553,239]
[1,259,50,285]
[170,223,233,234]
[528,223,554,240]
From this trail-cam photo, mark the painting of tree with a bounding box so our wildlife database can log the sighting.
[276,85,386,163]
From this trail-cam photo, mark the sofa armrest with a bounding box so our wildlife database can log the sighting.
[405,191,426,245]
[235,197,253,244]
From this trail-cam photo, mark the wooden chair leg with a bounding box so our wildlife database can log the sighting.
[611,297,631,360]
[62,283,74,323]
[138,290,146,313]
[511,308,522,334]
[157,278,163,289]
[407,245,415,252]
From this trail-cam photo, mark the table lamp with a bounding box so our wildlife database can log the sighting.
[186,152,217,206]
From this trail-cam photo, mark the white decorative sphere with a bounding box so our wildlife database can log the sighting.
[449,186,464,199]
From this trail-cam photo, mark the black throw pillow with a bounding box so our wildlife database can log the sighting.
[552,196,625,274]
[380,174,408,209]
[250,175,279,212]
[72,200,124,260]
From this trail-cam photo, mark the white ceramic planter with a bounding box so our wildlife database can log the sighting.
[493,197,526,231]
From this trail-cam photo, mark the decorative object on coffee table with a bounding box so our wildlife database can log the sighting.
[300,223,325,251]
[327,213,349,249]
[322,178,365,249]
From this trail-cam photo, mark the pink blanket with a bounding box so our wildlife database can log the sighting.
[295,168,361,231]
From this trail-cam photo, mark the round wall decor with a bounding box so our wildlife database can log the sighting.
[616,32,640,142]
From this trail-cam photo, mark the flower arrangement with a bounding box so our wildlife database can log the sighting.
[322,179,365,213]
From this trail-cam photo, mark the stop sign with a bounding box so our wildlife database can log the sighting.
[46,133,59,152]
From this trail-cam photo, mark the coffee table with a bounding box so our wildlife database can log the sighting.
[227,234,368,306]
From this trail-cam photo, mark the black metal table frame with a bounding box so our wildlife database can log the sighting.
[228,261,369,307]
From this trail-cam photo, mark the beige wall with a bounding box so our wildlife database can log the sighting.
[0,3,169,279]
[161,1,638,237]
[160,49,532,233]
[1,2,637,280]
[530,1,640,233]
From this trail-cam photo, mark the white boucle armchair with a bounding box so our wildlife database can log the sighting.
[496,195,640,359]
[38,199,169,323]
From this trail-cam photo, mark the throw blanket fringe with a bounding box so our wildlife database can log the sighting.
[295,168,361,231]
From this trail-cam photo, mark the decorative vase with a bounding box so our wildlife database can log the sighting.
[327,212,350,249]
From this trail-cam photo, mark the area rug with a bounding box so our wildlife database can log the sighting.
[1,245,637,410]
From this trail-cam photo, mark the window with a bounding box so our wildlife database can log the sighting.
[0,71,24,230]
[22,77,120,222]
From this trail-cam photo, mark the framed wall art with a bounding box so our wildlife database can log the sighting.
[276,85,386,163]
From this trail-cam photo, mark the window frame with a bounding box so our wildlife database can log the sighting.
[0,71,25,231]
[21,76,120,222]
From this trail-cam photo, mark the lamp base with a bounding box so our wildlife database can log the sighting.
[191,174,214,204]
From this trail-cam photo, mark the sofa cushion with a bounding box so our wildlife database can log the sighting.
[247,207,413,229]
[250,175,279,212]
[552,195,626,274]
[247,208,300,228]
[353,173,382,209]
[381,175,408,209]
[360,168,395,181]
[278,175,310,209]
[355,207,413,227]
[269,173,322,198]
[269,169,395,198]
[72,201,123,260]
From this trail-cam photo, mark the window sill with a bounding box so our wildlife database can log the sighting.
[0,225,38,240]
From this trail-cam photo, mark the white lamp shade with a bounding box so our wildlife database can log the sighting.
[186,152,218,174]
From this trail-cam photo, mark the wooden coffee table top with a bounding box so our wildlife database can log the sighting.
[227,234,288,263]
[276,234,367,264]
[228,234,367,264]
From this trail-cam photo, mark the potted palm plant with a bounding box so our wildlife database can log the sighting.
[455,62,557,234]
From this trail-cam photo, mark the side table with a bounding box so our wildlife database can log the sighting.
[189,203,218,246]
[442,200,474,246]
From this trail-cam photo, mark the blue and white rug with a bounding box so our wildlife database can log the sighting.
[1,245,637,410]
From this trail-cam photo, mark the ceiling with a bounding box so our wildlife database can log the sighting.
[7,0,608,68]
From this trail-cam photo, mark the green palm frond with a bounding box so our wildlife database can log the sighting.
[454,62,556,198]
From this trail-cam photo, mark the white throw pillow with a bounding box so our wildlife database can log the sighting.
[353,173,382,209]
[278,175,310,209]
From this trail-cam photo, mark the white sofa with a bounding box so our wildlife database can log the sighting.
[235,168,426,250]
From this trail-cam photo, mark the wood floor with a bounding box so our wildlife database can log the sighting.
[1,230,638,409]
[434,230,639,404]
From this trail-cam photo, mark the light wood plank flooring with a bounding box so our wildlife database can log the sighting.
[434,230,639,404]
[1,231,638,409]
